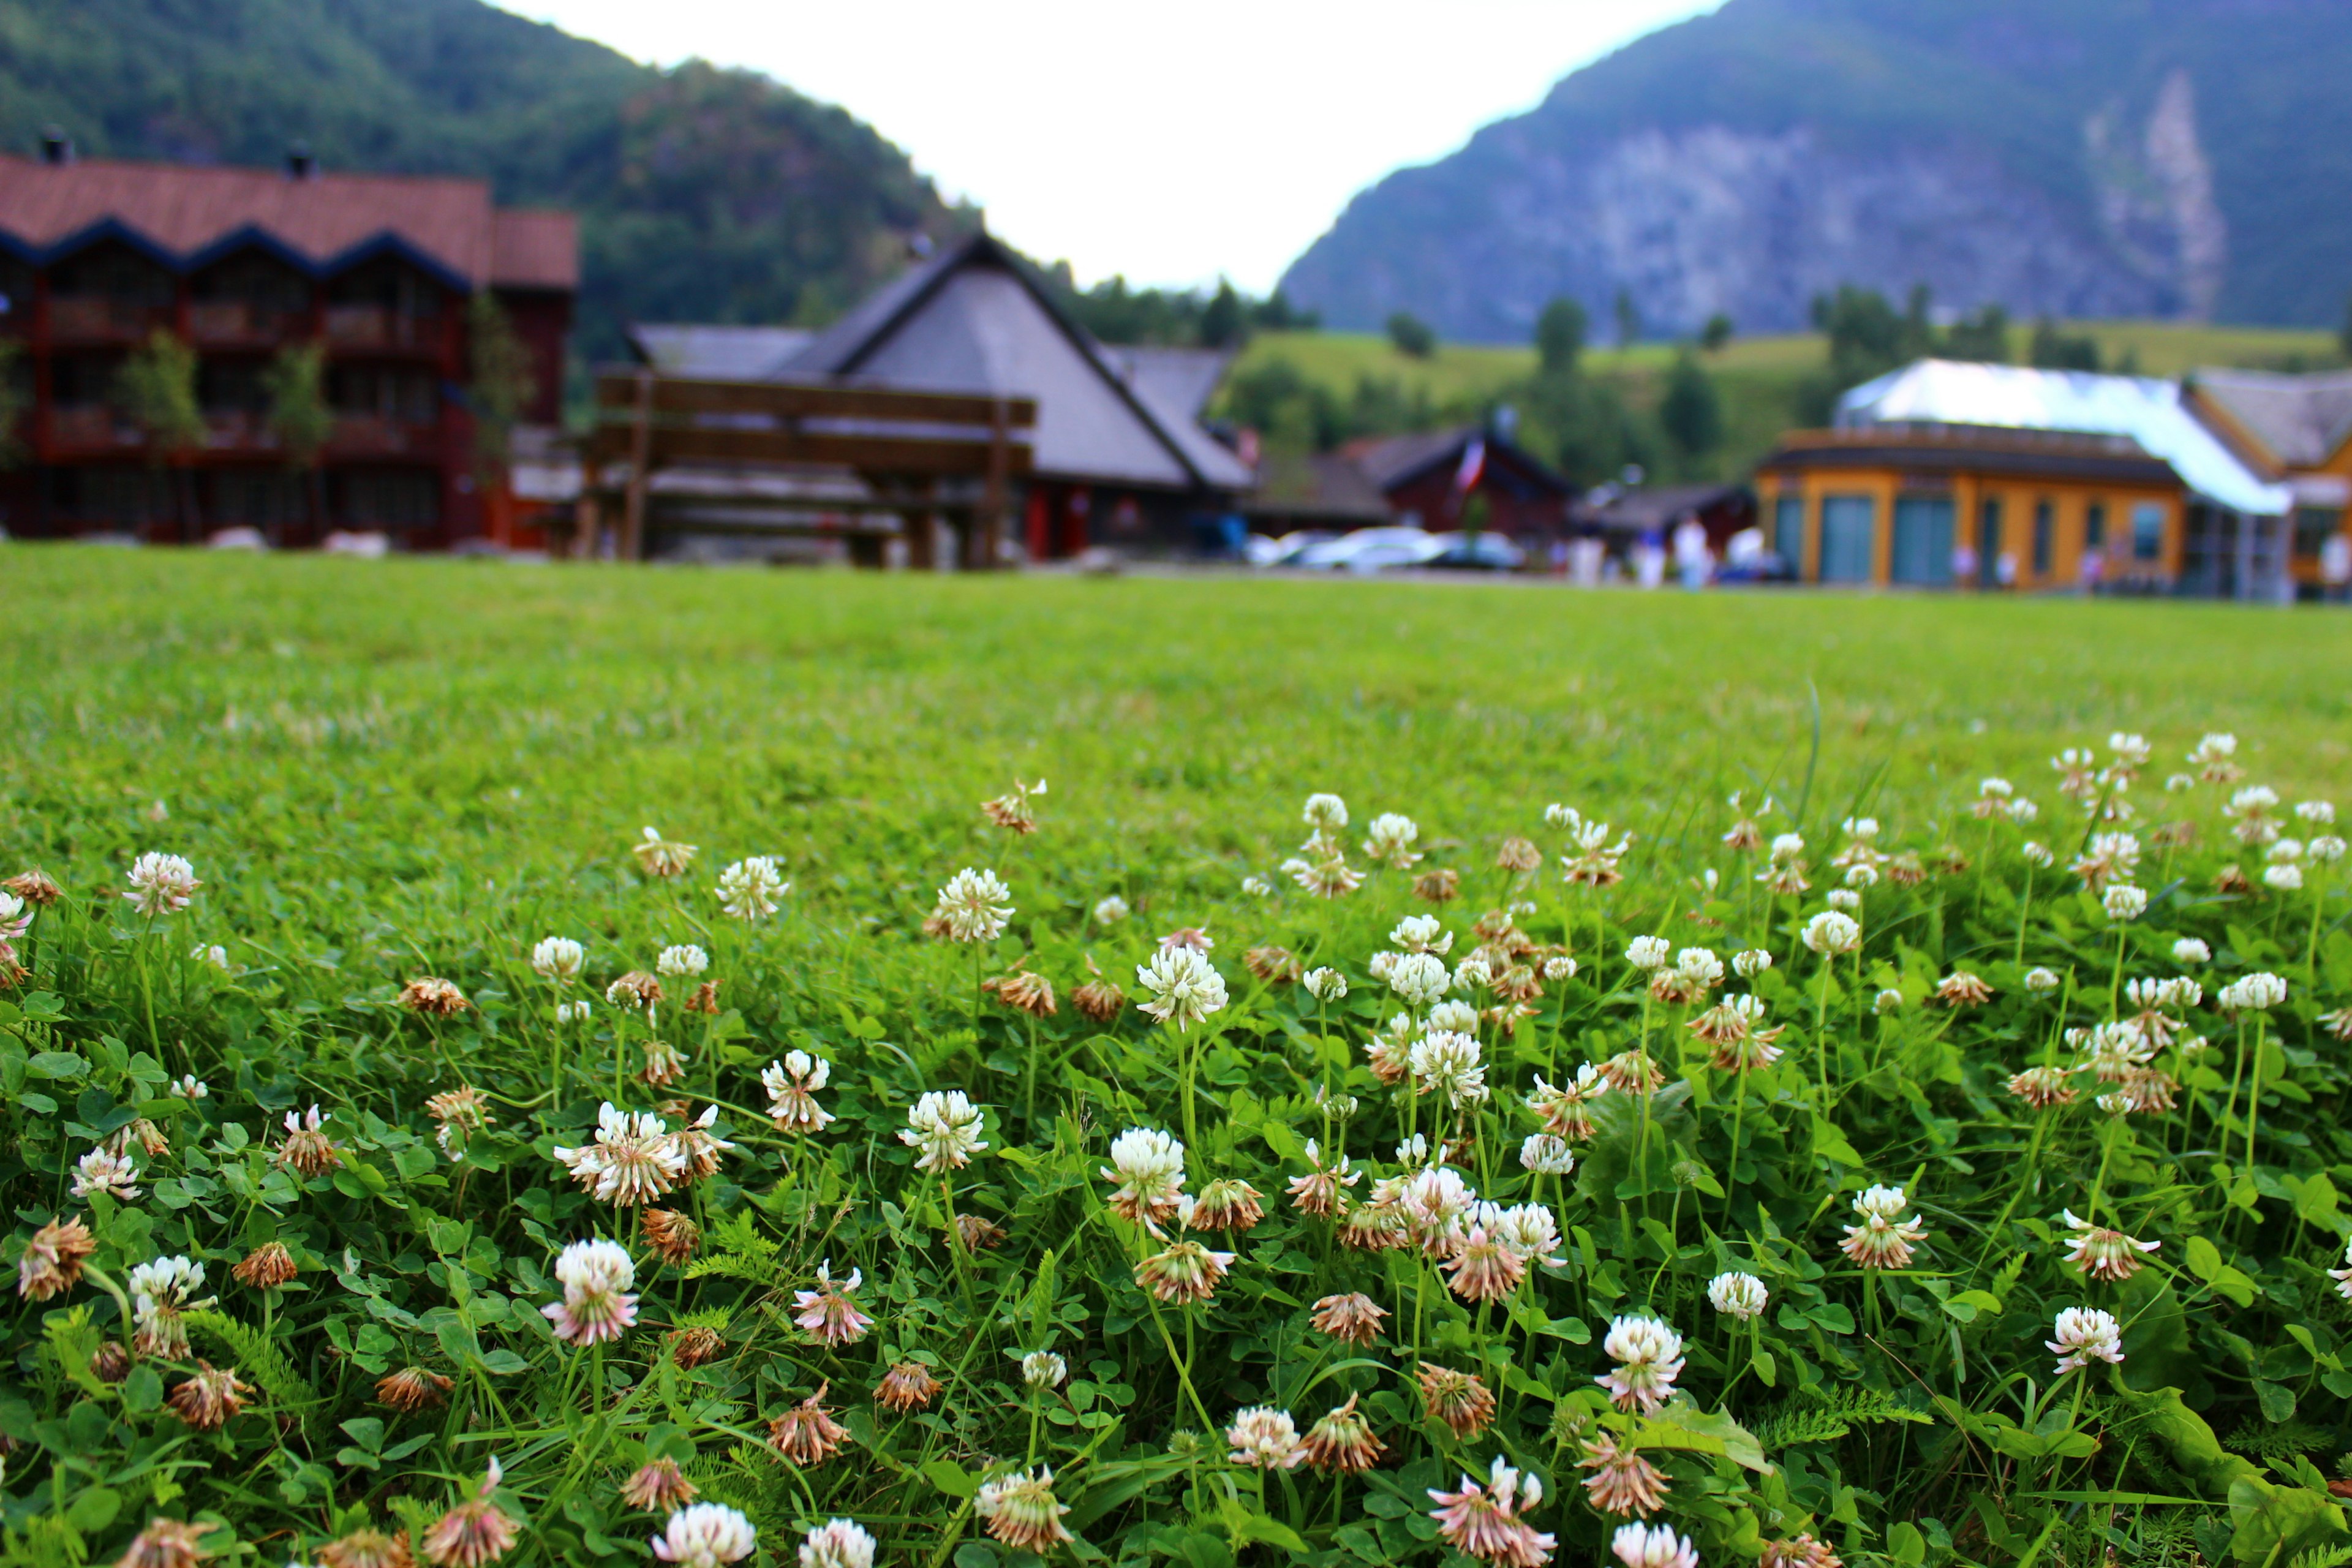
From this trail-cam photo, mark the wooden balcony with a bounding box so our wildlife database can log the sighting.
[327,414,438,459]
[323,306,444,353]
[47,405,141,451]
[202,412,282,453]
[48,297,175,344]
[189,303,309,349]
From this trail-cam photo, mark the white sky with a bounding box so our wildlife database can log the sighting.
[497,1,1721,295]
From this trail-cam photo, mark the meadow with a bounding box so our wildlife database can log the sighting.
[3,548,2352,1568]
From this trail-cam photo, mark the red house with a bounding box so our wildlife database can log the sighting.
[1243,423,1572,545]
[0,138,576,549]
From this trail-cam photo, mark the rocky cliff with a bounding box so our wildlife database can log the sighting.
[1281,0,2350,342]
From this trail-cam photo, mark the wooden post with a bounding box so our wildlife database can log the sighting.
[905,480,937,571]
[620,369,653,562]
[976,395,1011,570]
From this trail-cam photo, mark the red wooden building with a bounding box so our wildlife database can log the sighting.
[0,138,575,549]
[1243,424,1572,544]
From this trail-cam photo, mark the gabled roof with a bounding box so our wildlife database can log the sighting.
[783,231,1253,494]
[628,324,813,380]
[1100,345,1234,420]
[1243,452,1394,523]
[2188,368,2352,472]
[0,153,576,290]
[1351,426,1570,496]
[1838,359,2288,516]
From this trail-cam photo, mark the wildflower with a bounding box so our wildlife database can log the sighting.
[1527,1063,1610,1140]
[668,1325,724,1367]
[557,1000,591,1025]
[74,1147,143,1200]
[541,1237,637,1348]
[1428,1457,1556,1567]
[317,1531,410,1568]
[1625,935,1670,971]
[124,853,200,917]
[232,1241,296,1289]
[1019,1351,1067,1391]
[1339,1200,1409,1252]
[422,1457,517,1568]
[1093,894,1129,923]
[1936,971,1992,1007]
[2320,1008,2352,1042]
[1562,815,1634,887]
[1802,910,1861,957]
[532,937,585,982]
[652,1504,757,1568]
[1303,966,1348,1001]
[17,1216,95,1300]
[2023,967,2060,993]
[633,827,698,878]
[956,1215,1008,1250]
[2226,785,2282,845]
[975,1467,1073,1553]
[89,1342,131,1384]
[1190,1178,1265,1232]
[399,977,470,1016]
[1415,867,1463,902]
[2311,834,2348,863]
[931,868,1014,943]
[554,1103,687,1206]
[1580,1431,1670,1517]
[375,1365,453,1414]
[1400,1165,1477,1256]
[2102,884,2148,922]
[767,1384,851,1466]
[1134,1238,1234,1303]
[1384,951,1451,1008]
[1444,1224,1526,1303]
[1302,1393,1385,1474]
[1601,1049,1666,1095]
[647,1044,695,1091]
[1243,944,1301,984]
[1596,1315,1684,1414]
[1102,1128,1188,1229]
[899,1091,987,1172]
[761,1051,835,1134]
[2263,863,2303,892]
[1287,1139,1360,1216]
[2048,1306,2126,1375]
[1417,1362,1497,1438]
[656,944,709,979]
[2059,1210,2160,1282]
[161,1362,249,1431]
[115,1521,217,1568]
[1760,1537,1842,1568]
[2022,840,2054,867]
[2070,832,2141,891]
[793,1261,873,1347]
[1071,975,1126,1022]
[2329,1239,2352,1303]
[1615,1524,1700,1568]
[1411,1030,1488,1107]
[2218,971,2288,1012]
[3,870,59,907]
[1498,835,1543,870]
[425,1085,493,1159]
[1707,1271,1769,1320]
[168,1075,207,1099]
[1826,887,1862,912]
[2007,1065,2076,1109]
[2099,1065,2178,1117]
[1839,1185,1928,1270]
[981,778,1047,834]
[1134,945,1227,1030]
[985,966,1057,1016]
[876,1360,942,1411]
[1303,792,1350,833]
[666,1106,733,1183]
[796,1521,876,1568]
[608,971,663,1012]
[1520,1134,1576,1175]
[275,1106,342,1176]
[620,1459,698,1513]
[1872,987,1904,1016]
[1310,1292,1388,1344]
[188,943,228,971]
[1227,1406,1306,1469]
[130,1256,209,1358]
[1363,812,1423,869]
[1284,850,1364,898]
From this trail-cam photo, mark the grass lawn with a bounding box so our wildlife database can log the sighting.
[4,546,2351,1568]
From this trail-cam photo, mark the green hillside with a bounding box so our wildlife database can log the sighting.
[0,0,974,357]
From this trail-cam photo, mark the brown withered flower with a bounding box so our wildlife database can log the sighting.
[121,1119,172,1159]
[18,1215,96,1301]
[1412,868,1461,903]
[1494,837,1542,873]
[1071,979,1125,1023]
[1300,1393,1385,1474]
[639,1208,701,1265]
[684,980,722,1016]
[421,1458,518,1568]
[606,971,663,1011]
[114,1520,217,1568]
[275,1107,342,1177]
[876,1359,943,1412]
[638,1039,690,1088]
[317,1529,415,1568]
[1416,1362,1496,1438]
[1760,1536,1844,1568]
[232,1242,297,1289]
[667,1325,725,1368]
[955,1213,1008,1252]
[1188,1178,1265,1233]
[90,1341,132,1384]
[165,1363,251,1431]
[424,1085,493,1160]
[3,870,61,907]
[2214,863,2255,896]
[1243,945,1301,984]
[1308,1292,1388,1346]
[766,1383,851,1466]
[1934,971,1993,1008]
[619,1457,698,1512]
[984,968,1057,1017]
[399,978,470,1017]
[375,1366,454,1414]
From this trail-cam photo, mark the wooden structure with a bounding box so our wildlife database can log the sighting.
[579,370,1035,568]
[0,140,575,549]
[1242,424,1570,545]
[2185,369,2352,597]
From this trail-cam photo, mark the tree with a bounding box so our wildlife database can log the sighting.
[113,330,205,538]
[1798,283,1939,420]
[1613,288,1641,349]
[1536,297,1587,376]
[1386,311,1436,359]
[1700,312,1735,353]
[263,341,334,537]
[467,292,537,491]
[2027,317,2101,371]
[1943,303,2010,363]
[1659,347,1724,466]
[1198,281,1248,350]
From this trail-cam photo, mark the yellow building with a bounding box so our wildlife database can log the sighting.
[2183,370,2352,597]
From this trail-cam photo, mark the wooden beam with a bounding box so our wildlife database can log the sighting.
[594,373,1035,429]
[587,424,1034,478]
[620,370,652,562]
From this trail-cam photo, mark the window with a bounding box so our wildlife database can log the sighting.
[2293,507,2344,559]
[1773,494,1803,560]
[1890,496,1953,586]
[1818,494,1875,583]
[2085,502,2107,549]
[2032,501,2054,575]
[2130,501,2165,563]
[339,469,440,529]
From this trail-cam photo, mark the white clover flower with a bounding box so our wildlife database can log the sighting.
[2102,884,2148,922]
[1979,777,2013,799]
[931,867,1012,943]
[2022,840,2054,867]
[652,1504,758,1568]
[714,857,789,922]
[168,1074,208,1099]
[1408,1030,1487,1108]
[1542,954,1580,982]
[1826,888,1862,912]
[1390,914,1453,956]
[761,1050,835,1134]
[1873,988,1904,1015]
[1675,947,1724,987]
[1362,813,1423,869]
[1769,832,1805,859]
[1018,1351,1066,1391]
[1706,1271,1768,1321]
[1303,967,1348,1001]
[1802,910,1861,957]
[190,943,228,971]
[2263,864,2304,892]
[1303,793,1349,831]
[1385,951,1451,1008]
[1596,1314,1686,1415]
[2109,733,2150,768]
[1519,1134,1575,1175]
[1239,876,1273,898]
[2267,838,2305,864]
[1625,935,1670,971]
[657,944,709,978]
[2172,937,2211,964]
[554,1236,636,1295]
[2218,972,2287,1012]
[1450,955,1491,993]
[556,1000,591,1025]
[900,1091,988,1172]
[73,1147,142,1200]
[1844,862,1880,890]
[1613,1523,1699,1568]
[1094,894,1131,923]
[1134,946,1228,1030]
[1226,1406,1306,1469]
[2296,801,2335,825]
[2024,967,2061,993]
[1101,1127,1187,1225]
[797,1520,876,1568]
[124,852,200,918]
[2310,835,2348,864]
[2047,1307,2125,1376]
[1427,1000,1479,1033]
[2007,797,2040,824]
[1731,949,1772,979]
[2165,773,2195,793]
[1841,815,1880,842]
[1486,1201,1566,1267]
[532,937,586,982]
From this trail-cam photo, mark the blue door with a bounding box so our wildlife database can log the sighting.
[1891,496,1954,586]
[1819,495,1875,583]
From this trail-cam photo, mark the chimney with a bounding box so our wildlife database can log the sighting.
[39,126,72,165]
[287,141,317,179]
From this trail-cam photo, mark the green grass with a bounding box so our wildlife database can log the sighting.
[4,548,2352,1568]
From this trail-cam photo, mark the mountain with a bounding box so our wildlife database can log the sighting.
[1280,0,2352,344]
[0,0,973,356]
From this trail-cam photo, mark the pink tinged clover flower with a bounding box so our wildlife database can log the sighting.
[541,1238,638,1348]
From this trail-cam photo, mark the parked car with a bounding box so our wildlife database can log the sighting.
[1259,529,1341,567]
[1422,532,1526,571]
[1292,526,1443,573]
